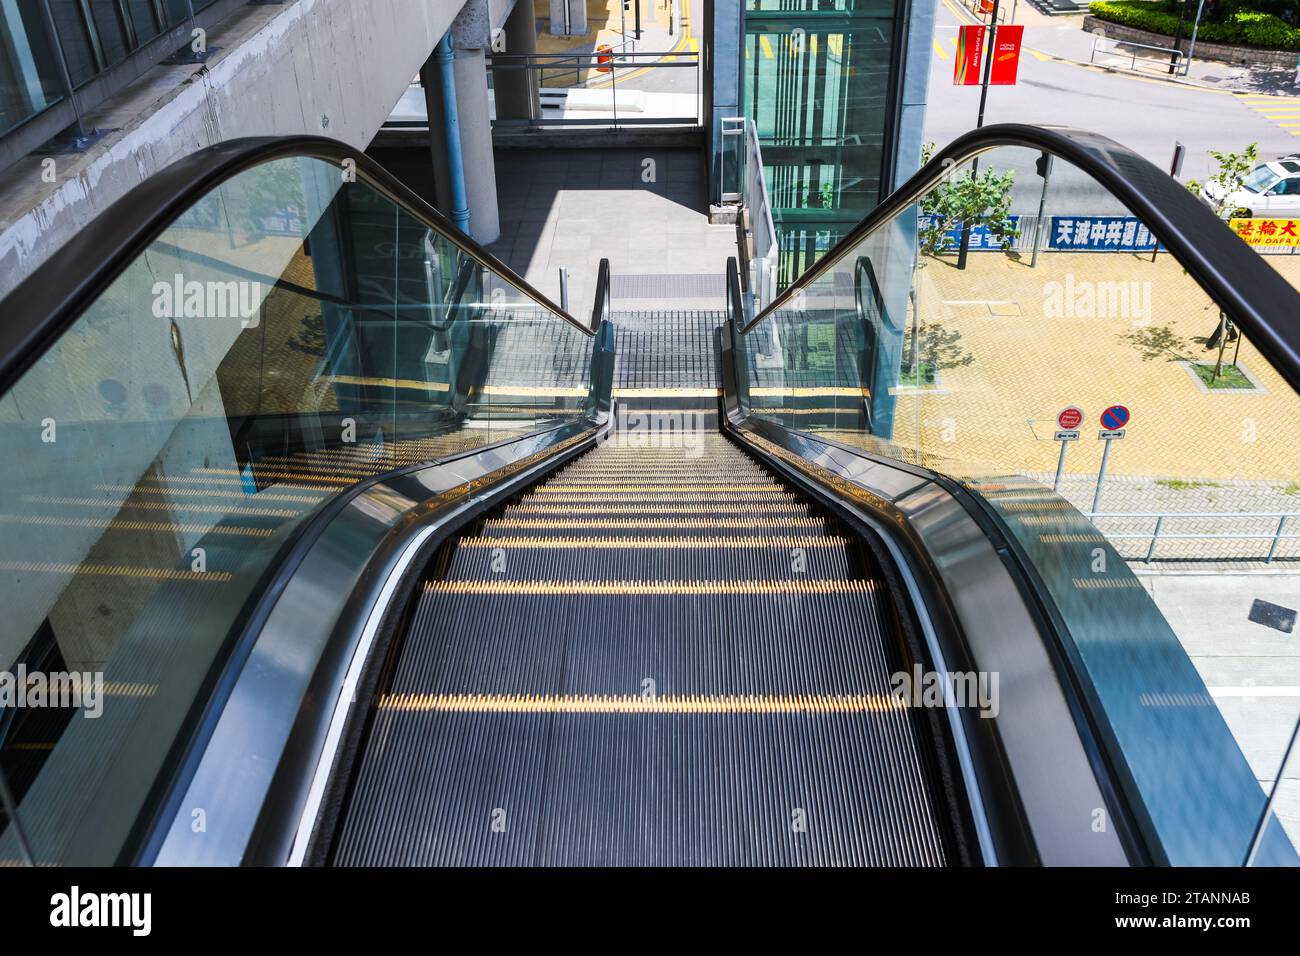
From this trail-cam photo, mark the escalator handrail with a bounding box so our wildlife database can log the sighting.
[591,257,612,331]
[737,124,1300,393]
[0,135,596,397]
[725,256,745,328]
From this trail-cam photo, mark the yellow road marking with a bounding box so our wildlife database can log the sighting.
[932,39,949,60]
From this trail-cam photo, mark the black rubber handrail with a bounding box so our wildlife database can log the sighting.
[591,257,612,331]
[725,256,745,327]
[0,135,596,397]
[738,124,1300,394]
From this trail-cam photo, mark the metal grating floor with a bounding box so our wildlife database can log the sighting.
[613,310,725,390]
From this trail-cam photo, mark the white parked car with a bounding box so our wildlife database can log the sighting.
[1200,160,1300,218]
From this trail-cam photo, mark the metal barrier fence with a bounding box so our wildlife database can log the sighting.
[1089,35,1186,76]
[1087,511,1300,563]
[487,50,700,128]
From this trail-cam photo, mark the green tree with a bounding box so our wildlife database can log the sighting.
[918,143,1019,270]
[1186,142,1259,218]
[1186,142,1258,380]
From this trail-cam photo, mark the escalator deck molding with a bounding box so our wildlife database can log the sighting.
[426,579,878,596]
[378,692,906,714]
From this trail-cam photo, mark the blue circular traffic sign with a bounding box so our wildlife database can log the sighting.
[1100,405,1130,430]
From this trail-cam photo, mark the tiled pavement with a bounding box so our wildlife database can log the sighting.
[485,147,740,314]
[886,252,1300,486]
[797,251,1300,565]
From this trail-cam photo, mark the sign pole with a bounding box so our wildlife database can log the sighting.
[1053,406,1082,492]
[976,0,999,129]
[1091,404,1131,514]
[1030,151,1052,268]
[957,0,1000,270]
[1151,143,1184,262]
[1091,440,1113,514]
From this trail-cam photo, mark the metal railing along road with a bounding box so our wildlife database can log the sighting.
[1087,511,1300,563]
[1089,35,1186,75]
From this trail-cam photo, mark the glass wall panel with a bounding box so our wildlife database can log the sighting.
[0,0,64,135]
[744,4,898,288]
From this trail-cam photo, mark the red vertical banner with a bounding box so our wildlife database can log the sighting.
[953,25,985,86]
[989,25,1025,85]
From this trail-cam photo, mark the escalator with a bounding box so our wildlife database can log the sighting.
[330,423,957,866]
[1,128,1299,868]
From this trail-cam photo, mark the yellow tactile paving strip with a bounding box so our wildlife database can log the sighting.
[783,253,1300,483]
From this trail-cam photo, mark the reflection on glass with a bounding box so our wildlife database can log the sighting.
[0,155,596,864]
[0,1,63,136]
[735,143,1300,864]
[744,5,896,284]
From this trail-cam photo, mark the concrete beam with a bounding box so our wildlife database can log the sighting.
[0,0,469,300]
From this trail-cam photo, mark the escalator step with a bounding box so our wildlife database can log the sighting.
[479,517,829,537]
[332,431,952,867]
[449,536,856,580]
[333,581,946,866]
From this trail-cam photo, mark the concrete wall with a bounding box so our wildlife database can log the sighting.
[0,0,470,300]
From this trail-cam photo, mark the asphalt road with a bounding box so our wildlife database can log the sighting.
[924,3,1300,214]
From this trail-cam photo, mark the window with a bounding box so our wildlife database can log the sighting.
[0,0,64,136]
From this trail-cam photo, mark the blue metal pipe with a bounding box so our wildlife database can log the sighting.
[435,34,471,235]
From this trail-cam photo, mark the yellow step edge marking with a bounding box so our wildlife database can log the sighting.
[611,387,720,398]
[380,691,904,714]
[461,535,847,549]
[93,484,323,505]
[484,518,824,529]
[23,495,302,519]
[523,493,798,501]
[480,385,589,396]
[428,579,867,596]
[0,514,274,538]
[506,504,809,515]
[326,374,450,392]
[538,484,780,492]
[750,386,870,397]
[0,560,231,583]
